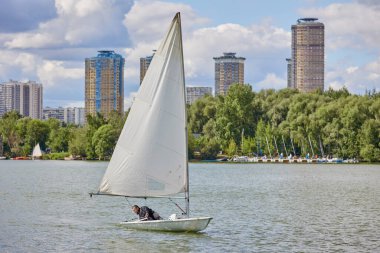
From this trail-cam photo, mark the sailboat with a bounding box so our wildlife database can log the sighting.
[90,13,212,232]
[32,143,42,160]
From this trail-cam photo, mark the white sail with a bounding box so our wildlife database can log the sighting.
[32,143,42,157]
[98,13,187,197]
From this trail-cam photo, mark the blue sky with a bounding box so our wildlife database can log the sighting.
[0,0,379,109]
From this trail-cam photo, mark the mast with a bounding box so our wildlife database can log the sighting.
[95,12,188,199]
[273,136,279,157]
[241,128,244,154]
[318,135,325,158]
[308,135,315,157]
[257,139,260,156]
[291,136,296,155]
[282,135,288,157]
[265,136,272,158]
[177,12,190,217]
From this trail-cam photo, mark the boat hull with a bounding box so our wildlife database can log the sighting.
[120,217,212,232]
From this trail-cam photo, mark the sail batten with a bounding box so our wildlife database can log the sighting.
[98,13,187,198]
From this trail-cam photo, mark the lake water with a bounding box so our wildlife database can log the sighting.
[0,161,379,252]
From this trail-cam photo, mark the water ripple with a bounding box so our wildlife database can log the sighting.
[0,161,379,252]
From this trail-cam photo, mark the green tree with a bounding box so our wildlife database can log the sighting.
[241,136,254,156]
[187,128,196,159]
[324,86,350,100]
[108,110,128,136]
[46,118,71,152]
[49,127,71,152]
[198,136,220,160]
[0,111,22,155]
[25,119,50,153]
[92,124,118,160]
[261,88,296,127]
[338,96,370,158]
[15,117,32,156]
[86,113,106,159]
[226,139,237,157]
[254,119,266,156]
[215,84,255,147]
[359,119,380,162]
[188,94,217,134]
[360,144,380,162]
[69,127,87,157]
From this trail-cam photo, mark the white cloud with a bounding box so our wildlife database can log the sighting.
[4,0,132,49]
[2,0,378,108]
[326,57,380,94]
[299,1,380,94]
[65,101,85,108]
[123,43,156,83]
[5,33,61,49]
[328,81,346,90]
[122,0,210,85]
[123,2,290,89]
[255,73,287,91]
[0,50,40,77]
[123,0,208,43]
[355,0,380,8]
[366,59,380,72]
[37,60,83,87]
[346,66,358,74]
[299,3,380,50]
[0,0,132,106]
[368,73,379,81]
[184,22,290,81]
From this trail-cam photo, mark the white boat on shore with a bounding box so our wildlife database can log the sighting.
[32,143,42,160]
[232,156,249,162]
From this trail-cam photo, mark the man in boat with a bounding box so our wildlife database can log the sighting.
[132,205,161,221]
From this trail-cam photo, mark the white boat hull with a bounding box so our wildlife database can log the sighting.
[120,217,212,232]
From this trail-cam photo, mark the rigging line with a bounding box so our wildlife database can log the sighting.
[125,197,133,208]
[169,198,186,215]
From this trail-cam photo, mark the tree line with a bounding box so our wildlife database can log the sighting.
[187,85,380,162]
[0,85,379,161]
[0,111,128,160]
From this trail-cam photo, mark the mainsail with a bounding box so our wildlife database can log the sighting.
[98,13,187,198]
[32,143,42,157]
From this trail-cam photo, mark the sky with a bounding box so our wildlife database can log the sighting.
[0,0,379,109]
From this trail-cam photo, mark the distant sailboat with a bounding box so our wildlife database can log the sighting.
[90,13,212,232]
[32,143,42,160]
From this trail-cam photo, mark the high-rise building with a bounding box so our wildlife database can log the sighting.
[0,80,43,119]
[214,52,245,96]
[64,107,85,126]
[140,51,155,85]
[286,58,294,88]
[74,107,85,126]
[63,107,75,124]
[186,86,212,104]
[291,18,324,92]
[43,107,65,121]
[85,50,124,119]
[43,107,85,126]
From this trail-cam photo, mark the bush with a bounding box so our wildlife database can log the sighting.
[43,152,70,160]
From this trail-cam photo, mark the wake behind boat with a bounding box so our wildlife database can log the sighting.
[90,13,212,232]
